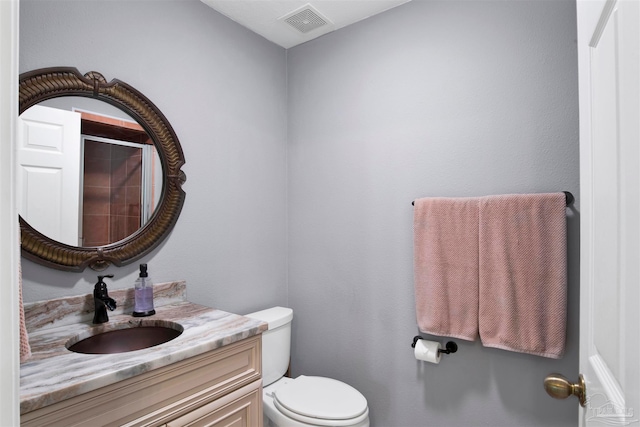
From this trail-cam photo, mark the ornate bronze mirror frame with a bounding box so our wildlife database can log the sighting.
[19,67,186,271]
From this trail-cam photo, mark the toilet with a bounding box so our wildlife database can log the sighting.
[245,307,370,427]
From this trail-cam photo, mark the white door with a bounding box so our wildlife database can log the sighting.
[571,0,640,425]
[17,105,82,247]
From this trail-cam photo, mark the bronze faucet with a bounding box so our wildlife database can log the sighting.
[93,274,116,324]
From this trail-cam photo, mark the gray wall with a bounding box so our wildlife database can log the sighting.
[19,0,288,314]
[20,0,580,425]
[287,1,579,426]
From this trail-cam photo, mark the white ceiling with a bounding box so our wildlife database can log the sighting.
[200,0,411,49]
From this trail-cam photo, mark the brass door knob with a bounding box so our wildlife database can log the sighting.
[543,373,586,407]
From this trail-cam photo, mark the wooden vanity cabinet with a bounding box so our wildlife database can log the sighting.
[21,335,263,427]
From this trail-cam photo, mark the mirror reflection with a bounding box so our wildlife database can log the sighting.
[17,97,162,247]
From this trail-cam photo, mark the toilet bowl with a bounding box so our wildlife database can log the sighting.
[263,376,369,427]
[245,307,370,427]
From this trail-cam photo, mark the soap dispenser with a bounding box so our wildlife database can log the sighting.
[132,264,155,317]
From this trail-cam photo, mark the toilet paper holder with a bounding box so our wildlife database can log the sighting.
[411,336,458,355]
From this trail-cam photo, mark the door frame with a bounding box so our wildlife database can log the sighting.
[0,0,22,423]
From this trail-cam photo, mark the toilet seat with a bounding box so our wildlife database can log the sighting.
[273,376,369,427]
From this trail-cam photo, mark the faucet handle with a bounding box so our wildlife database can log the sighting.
[94,274,114,297]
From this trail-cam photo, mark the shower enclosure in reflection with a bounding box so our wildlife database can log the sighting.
[81,136,159,246]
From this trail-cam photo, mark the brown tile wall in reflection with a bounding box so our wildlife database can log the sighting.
[109,145,141,243]
[82,141,141,246]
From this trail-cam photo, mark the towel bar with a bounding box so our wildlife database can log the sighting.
[411,191,574,206]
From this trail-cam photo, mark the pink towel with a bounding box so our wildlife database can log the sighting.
[19,252,31,363]
[413,197,479,341]
[478,193,567,358]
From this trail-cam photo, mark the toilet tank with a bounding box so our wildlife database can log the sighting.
[245,306,293,387]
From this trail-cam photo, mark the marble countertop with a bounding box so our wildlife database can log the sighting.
[20,281,267,415]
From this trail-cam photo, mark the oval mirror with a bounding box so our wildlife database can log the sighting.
[19,67,186,271]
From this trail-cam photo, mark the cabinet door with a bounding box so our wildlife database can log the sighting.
[166,379,262,427]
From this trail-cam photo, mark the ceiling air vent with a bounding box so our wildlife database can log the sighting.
[280,4,331,34]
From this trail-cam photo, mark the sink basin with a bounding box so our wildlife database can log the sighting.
[66,320,183,354]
